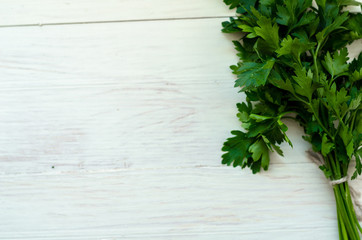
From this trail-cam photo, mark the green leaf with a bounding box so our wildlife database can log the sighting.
[276,36,315,63]
[292,67,314,100]
[223,0,241,9]
[260,0,275,6]
[355,111,362,134]
[321,134,335,156]
[322,48,349,78]
[351,69,362,82]
[236,0,258,13]
[346,141,354,160]
[249,138,270,170]
[247,119,275,137]
[264,125,285,144]
[269,72,295,94]
[249,114,273,122]
[325,87,350,117]
[349,93,361,110]
[306,121,323,134]
[293,11,317,30]
[236,102,252,129]
[277,119,288,132]
[338,125,354,159]
[254,16,280,51]
[316,12,349,43]
[233,41,258,62]
[222,131,253,167]
[253,38,276,55]
[271,143,284,156]
[276,5,291,26]
[234,59,276,90]
[298,0,313,14]
[316,0,326,9]
[345,13,362,36]
[238,24,258,38]
[276,0,314,28]
[222,18,241,33]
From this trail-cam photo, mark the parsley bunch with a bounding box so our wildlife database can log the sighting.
[221,0,362,239]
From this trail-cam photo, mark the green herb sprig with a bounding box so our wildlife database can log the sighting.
[221,0,362,239]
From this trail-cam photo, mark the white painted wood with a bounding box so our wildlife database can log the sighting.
[0,18,315,175]
[0,0,233,26]
[1,165,360,239]
[0,5,361,240]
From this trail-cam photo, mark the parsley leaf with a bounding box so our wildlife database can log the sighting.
[321,134,335,156]
[222,131,253,167]
[249,138,270,170]
[322,48,349,78]
[254,16,280,51]
[276,36,315,64]
[233,59,275,90]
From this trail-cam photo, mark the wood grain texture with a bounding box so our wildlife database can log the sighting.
[0,6,361,240]
[0,0,232,26]
[1,165,357,240]
[0,18,317,175]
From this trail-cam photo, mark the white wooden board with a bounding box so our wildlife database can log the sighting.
[0,0,233,26]
[0,2,361,240]
[0,19,315,175]
[0,166,351,240]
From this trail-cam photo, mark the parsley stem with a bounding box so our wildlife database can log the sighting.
[330,151,362,239]
[333,151,341,180]
[349,111,357,132]
[320,103,333,135]
[336,199,349,240]
[327,154,339,180]
[338,183,360,239]
[334,185,359,239]
[338,211,349,240]
[292,93,309,105]
[291,91,334,139]
[309,103,334,139]
[312,43,321,78]
[336,210,345,240]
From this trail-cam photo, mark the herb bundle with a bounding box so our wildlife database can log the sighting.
[220,0,362,239]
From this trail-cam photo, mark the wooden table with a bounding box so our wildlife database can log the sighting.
[0,1,361,239]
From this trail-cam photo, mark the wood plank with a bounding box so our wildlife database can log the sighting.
[1,0,360,27]
[1,165,360,239]
[0,12,361,240]
[0,0,233,26]
[0,18,315,175]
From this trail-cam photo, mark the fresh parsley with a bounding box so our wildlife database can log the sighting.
[221,0,362,239]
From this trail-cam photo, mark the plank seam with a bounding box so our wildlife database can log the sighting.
[0,16,234,28]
